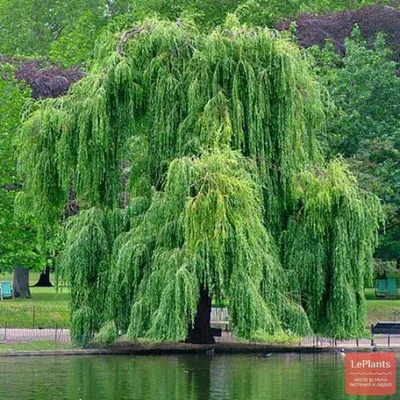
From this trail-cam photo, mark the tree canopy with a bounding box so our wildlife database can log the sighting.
[283,5,400,64]
[0,64,44,272]
[309,26,400,265]
[18,19,382,345]
[0,0,133,65]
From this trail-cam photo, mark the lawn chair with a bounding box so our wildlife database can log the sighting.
[387,278,397,299]
[0,281,13,300]
[375,279,387,298]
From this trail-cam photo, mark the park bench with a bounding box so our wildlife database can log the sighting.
[0,281,13,300]
[371,322,400,347]
[371,322,400,335]
[211,307,229,331]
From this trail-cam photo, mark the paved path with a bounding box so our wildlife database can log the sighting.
[0,328,70,343]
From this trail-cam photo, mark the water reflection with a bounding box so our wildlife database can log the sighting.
[0,353,398,399]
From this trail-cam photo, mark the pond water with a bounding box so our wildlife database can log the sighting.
[0,353,398,399]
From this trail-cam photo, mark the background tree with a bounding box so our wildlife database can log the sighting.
[0,0,134,289]
[280,5,400,65]
[0,0,133,65]
[0,57,83,288]
[309,26,400,265]
[235,1,400,28]
[0,63,45,297]
[18,20,381,345]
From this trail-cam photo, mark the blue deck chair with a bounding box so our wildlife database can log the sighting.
[375,279,387,298]
[0,281,13,300]
[387,278,397,299]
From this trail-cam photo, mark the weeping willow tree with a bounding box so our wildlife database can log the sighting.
[17,18,382,345]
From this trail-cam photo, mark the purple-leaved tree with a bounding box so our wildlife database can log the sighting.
[278,5,400,63]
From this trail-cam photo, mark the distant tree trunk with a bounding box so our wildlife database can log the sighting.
[187,286,215,344]
[33,266,53,287]
[13,266,31,298]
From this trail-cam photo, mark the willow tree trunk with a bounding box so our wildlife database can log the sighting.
[187,287,215,344]
[13,266,31,298]
[33,266,53,287]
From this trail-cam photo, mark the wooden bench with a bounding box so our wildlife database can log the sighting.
[211,307,229,331]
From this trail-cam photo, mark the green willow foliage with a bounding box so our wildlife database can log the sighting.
[18,19,382,345]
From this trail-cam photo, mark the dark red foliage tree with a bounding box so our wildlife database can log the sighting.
[15,61,84,99]
[0,56,84,99]
[278,6,400,63]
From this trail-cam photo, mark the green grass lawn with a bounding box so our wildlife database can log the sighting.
[0,272,70,328]
[366,300,400,327]
[364,287,400,326]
